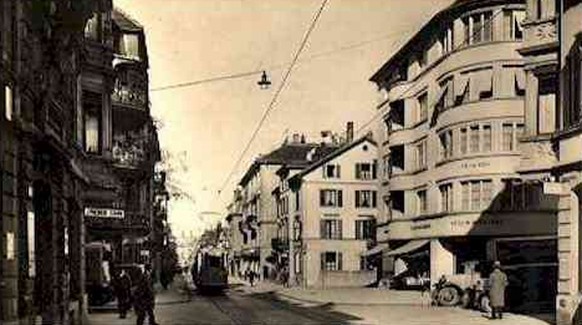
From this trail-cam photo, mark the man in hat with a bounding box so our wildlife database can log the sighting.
[488,261,508,319]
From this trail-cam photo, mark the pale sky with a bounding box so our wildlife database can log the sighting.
[114,0,453,240]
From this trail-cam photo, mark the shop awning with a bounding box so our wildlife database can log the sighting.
[362,244,389,257]
[385,239,429,257]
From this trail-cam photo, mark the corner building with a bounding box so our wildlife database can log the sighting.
[371,0,557,312]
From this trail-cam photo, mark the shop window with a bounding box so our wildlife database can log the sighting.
[323,164,341,179]
[320,218,342,240]
[417,190,427,215]
[355,218,376,240]
[463,11,493,45]
[415,139,427,170]
[321,252,343,271]
[356,190,377,208]
[537,74,557,134]
[319,189,343,207]
[439,184,453,213]
[504,10,525,40]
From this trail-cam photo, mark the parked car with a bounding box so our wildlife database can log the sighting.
[389,269,430,290]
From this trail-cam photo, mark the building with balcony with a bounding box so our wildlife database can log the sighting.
[0,1,100,323]
[224,189,244,278]
[274,136,378,288]
[236,134,338,281]
[79,5,161,308]
[371,0,557,312]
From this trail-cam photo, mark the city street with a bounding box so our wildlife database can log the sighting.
[88,278,553,325]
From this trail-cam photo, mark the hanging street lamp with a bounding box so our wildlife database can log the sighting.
[257,71,272,90]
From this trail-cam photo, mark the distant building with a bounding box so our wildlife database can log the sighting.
[236,134,338,281]
[274,136,378,288]
[370,0,557,312]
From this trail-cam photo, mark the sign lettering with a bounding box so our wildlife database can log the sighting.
[84,207,125,219]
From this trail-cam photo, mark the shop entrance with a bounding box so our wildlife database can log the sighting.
[493,237,557,313]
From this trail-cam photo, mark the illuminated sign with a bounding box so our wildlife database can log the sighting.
[84,207,125,219]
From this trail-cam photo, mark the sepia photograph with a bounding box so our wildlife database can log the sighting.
[0,0,580,324]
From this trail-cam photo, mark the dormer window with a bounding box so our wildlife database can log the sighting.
[119,33,140,60]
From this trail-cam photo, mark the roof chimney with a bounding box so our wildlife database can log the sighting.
[292,133,301,143]
[346,122,354,143]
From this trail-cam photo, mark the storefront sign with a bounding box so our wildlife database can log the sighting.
[84,207,125,219]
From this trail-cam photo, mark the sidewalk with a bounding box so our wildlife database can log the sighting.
[233,280,553,324]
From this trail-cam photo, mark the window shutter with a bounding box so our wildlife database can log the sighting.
[338,252,343,271]
[372,160,377,179]
[338,220,343,239]
[355,191,360,208]
[337,165,341,178]
[338,190,343,207]
[320,220,326,239]
[355,164,361,179]
[321,253,326,270]
[322,166,327,178]
[372,191,377,208]
[320,190,325,206]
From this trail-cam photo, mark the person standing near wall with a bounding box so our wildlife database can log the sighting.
[488,261,509,320]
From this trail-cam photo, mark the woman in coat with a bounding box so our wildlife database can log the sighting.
[488,261,508,319]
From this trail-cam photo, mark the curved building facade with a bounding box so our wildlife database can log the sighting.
[371,0,557,311]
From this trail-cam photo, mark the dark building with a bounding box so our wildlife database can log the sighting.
[80,5,160,308]
[0,1,98,324]
[0,1,159,324]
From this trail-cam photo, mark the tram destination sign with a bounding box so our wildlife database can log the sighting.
[84,207,125,219]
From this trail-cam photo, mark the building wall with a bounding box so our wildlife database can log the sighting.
[298,140,378,287]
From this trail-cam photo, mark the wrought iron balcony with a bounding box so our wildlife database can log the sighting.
[112,66,148,111]
[112,139,147,168]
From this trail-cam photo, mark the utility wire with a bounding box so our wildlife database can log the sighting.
[217,0,330,198]
[355,9,504,137]
[150,27,404,92]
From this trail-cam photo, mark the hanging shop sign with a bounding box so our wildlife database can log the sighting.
[84,207,125,219]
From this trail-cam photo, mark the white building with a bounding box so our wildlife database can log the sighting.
[277,136,379,288]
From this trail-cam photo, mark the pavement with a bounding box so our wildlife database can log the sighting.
[87,276,555,325]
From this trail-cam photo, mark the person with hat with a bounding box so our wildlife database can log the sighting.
[488,261,508,319]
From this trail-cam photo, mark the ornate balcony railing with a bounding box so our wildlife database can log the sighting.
[112,139,147,168]
[112,66,147,111]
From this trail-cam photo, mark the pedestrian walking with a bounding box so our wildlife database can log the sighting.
[249,270,256,287]
[113,269,132,319]
[133,264,159,325]
[488,261,508,320]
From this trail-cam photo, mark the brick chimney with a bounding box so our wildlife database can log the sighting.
[346,122,354,143]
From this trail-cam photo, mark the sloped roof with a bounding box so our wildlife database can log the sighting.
[239,142,339,186]
[113,8,143,32]
[289,135,377,184]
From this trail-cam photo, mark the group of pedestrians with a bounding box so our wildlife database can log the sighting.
[112,264,159,325]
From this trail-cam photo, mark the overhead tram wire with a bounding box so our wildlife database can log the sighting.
[354,9,505,138]
[216,0,330,199]
[150,27,408,92]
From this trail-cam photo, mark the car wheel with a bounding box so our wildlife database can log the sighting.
[438,286,461,306]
